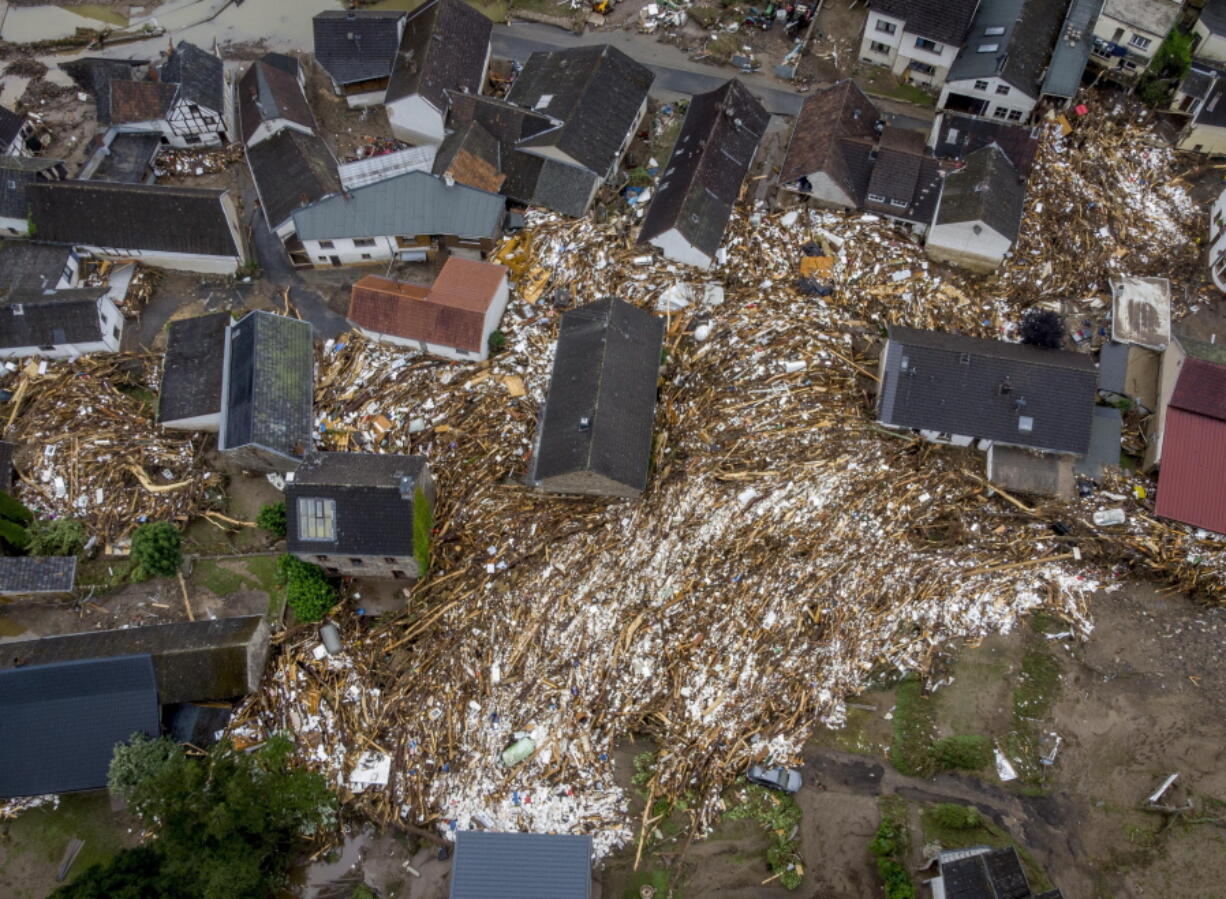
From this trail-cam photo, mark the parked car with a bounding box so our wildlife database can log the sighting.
[747,764,802,794]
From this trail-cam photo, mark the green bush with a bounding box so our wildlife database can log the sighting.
[277,554,336,622]
[876,858,915,899]
[0,490,33,524]
[412,485,432,576]
[257,501,287,537]
[932,734,992,773]
[929,803,981,830]
[487,330,507,354]
[26,518,88,556]
[130,522,182,580]
[870,818,905,858]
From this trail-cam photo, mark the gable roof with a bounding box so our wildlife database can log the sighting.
[286,451,429,557]
[108,78,177,124]
[59,56,144,126]
[348,256,506,352]
[0,556,77,594]
[863,131,946,224]
[1156,359,1226,533]
[0,655,159,798]
[940,847,1034,898]
[0,105,25,149]
[638,79,769,259]
[385,0,491,108]
[246,129,339,231]
[0,156,63,221]
[931,113,1040,177]
[0,287,107,350]
[934,144,1026,241]
[160,40,224,114]
[533,298,664,493]
[28,180,240,258]
[509,45,654,177]
[450,831,592,899]
[779,79,879,186]
[0,617,270,704]
[879,325,1097,455]
[293,169,504,242]
[238,56,315,145]
[0,241,72,294]
[159,312,229,425]
[222,311,314,462]
[313,9,405,87]
[434,120,505,193]
[869,0,981,45]
[948,0,1067,97]
[1170,357,1226,420]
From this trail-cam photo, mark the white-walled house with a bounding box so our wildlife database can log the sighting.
[0,106,34,157]
[347,257,509,362]
[1210,184,1226,292]
[1176,67,1226,156]
[858,0,979,89]
[1090,0,1181,77]
[158,311,229,431]
[925,145,1026,273]
[237,53,316,148]
[27,181,245,275]
[384,0,491,145]
[106,42,230,148]
[0,287,122,359]
[312,10,406,108]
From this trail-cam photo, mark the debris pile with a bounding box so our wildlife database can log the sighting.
[154,142,243,177]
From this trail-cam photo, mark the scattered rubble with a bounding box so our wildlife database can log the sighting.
[154,143,244,177]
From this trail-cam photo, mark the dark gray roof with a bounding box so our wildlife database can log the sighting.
[1204,0,1226,35]
[292,170,504,242]
[0,616,270,704]
[879,325,1097,455]
[159,312,229,425]
[935,145,1026,241]
[0,556,77,594]
[1042,0,1102,99]
[385,0,491,108]
[862,151,944,225]
[638,80,769,259]
[313,9,405,87]
[948,0,1068,97]
[533,298,664,493]
[869,0,980,45]
[1193,70,1226,128]
[0,105,26,150]
[287,452,429,557]
[510,45,653,178]
[160,40,224,115]
[450,831,592,899]
[238,56,316,145]
[261,52,300,77]
[27,181,240,258]
[940,847,1033,899]
[0,440,14,491]
[0,241,72,294]
[222,311,314,463]
[0,655,159,798]
[779,80,879,191]
[447,91,555,145]
[58,57,145,126]
[246,129,339,231]
[932,113,1040,177]
[1180,64,1218,102]
[89,133,160,184]
[0,156,62,220]
[0,287,107,350]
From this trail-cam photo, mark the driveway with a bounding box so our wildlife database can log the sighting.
[248,208,349,340]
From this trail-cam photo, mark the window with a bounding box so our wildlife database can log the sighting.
[392,570,408,579]
[889,198,909,209]
[189,104,200,114]
[914,37,941,53]
[977,43,999,53]
[974,80,989,90]
[39,344,55,351]
[876,19,896,35]
[316,555,330,562]
[1018,416,1034,433]
[384,558,397,564]
[112,325,120,339]
[318,240,335,249]
[297,498,336,541]
[984,26,1005,36]
[993,107,1009,119]
[184,135,201,145]
[909,60,936,75]
[1007,109,1023,121]
[995,85,1010,95]
[870,40,892,54]
[361,253,372,260]
[349,558,364,565]
[867,192,887,203]
[353,238,376,247]
[1129,34,1151,50]
[326,567,340,575]
[62,265,73,283]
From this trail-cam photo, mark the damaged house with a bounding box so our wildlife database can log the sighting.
[0,286,123,359]
[925,145,1028,273]
[1175,65,1226,156]
[637,79,769,270]
[1090,0,1182,80]
[0,156,67,236]
[286,452,435,580]
[0,104,35,157]
[313,9,407,107]
[237,52,316,148]
[105,41,231,148]
[531,298,664,498]
[158,311,230,430]
[877,325,1098,497]
[858,0,980,89]
[384,0,491,145]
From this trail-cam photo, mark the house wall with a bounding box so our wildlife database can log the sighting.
[1090,8,1171,75]
[925,220,1013,273]
[1177,120,1226,156]
[166,98,227,147]
[859,11,960,87]
[245,118,314,148]
[301,233,498,268]
[1209,186,1226,293]
[1144,338,1188,469]
[0,214,28,236]
[1194,19,1226,64]
[386,94,446,146]
[77,244,241,275]
[345,85,389,108]
[782,170,858,210]
[220,442,303,473]
[939,75,1036,122]
[649,226,714,270]
[296,551,419,579]
[0,337,112,360]
[2,121,34,157]
[535,468,643,499]
[161,411,222,431]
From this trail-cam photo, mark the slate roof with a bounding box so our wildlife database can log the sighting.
[27,181,240,258]
[948,0,1068,97]
[932,112,1040,177]
[779,79,879,187]
[158,312,229,425]
[638,79,769,260]
[0,156,62,221]
[238,56,315,145]
[385,0,491,109]
[0,616,270,704]
[293,170,503,242]
[247,129,339,231]
[0,105,27,150]
[59,57,145,126]
[869,0,981,45]
[0,286,106,349]
[0,241,72,294]
[160,40,224,114]
[1102,0,1181,36]
[878,325,1097,455]
[349,257,506,352]
[313,9,405,87]
[1042,0,1102,99]
[1191,70,1226,129]
[532,298,664,493]
[0,556,77,594]
[287,451,430,557]
[934,145,1027,241]
[940,847,1034,899]
[90,132,161,184]
[222,310,314,463]
[509,45,653,178]
[862,142,945,225]
[1180,64,1218,102]
[449,831,593,899]
[434,120,505,193]
[0,655,159,798]
[1204,0,1226,35]
[447,91,555,145]
[108,78,177,124]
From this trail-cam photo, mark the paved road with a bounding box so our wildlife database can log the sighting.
[249,208,349,340]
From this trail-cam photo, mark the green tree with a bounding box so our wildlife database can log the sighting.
[0,490,32,551]
[931,734,992,773]
[412,485,432,577]
[130,522,182,580]
[487,330,507,355]
[277,554,336,622]
[26,518,88,556]
[257,501,287,537]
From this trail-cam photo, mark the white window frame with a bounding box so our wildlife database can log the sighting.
[1129,33,1151,50]
[876,19,897,35]
[297,497,337,541]
[973,80,989,90]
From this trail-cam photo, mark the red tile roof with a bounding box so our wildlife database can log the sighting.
[109,80,177,125]
[347,258,506,353]
[1156,359,1226,534]
[1170,357,1226,420]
